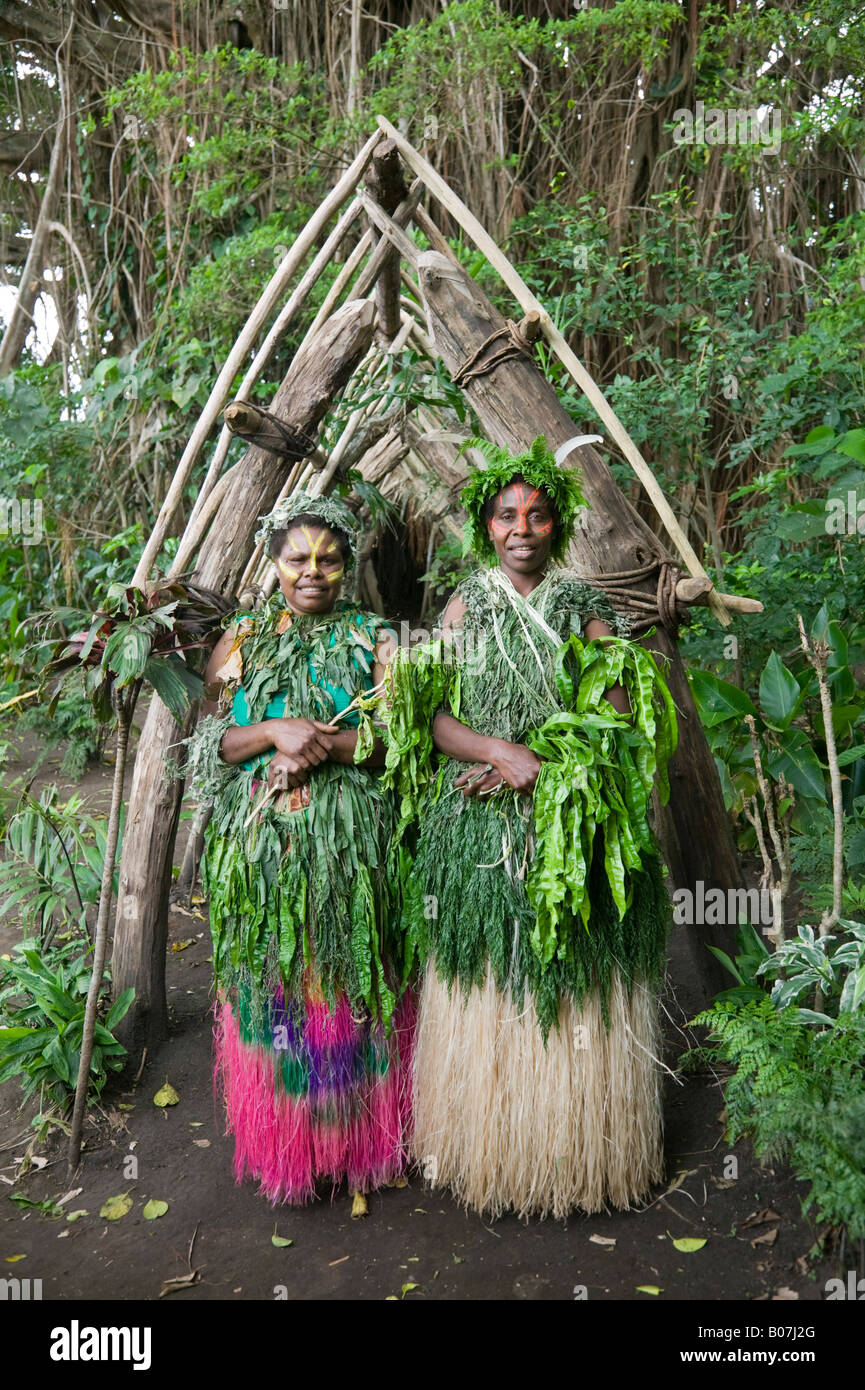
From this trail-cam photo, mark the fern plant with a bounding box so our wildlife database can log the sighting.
[691,997,865,1239]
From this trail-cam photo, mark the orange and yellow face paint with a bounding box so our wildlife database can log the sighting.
[276,526,344,585]
[488,484,554,539]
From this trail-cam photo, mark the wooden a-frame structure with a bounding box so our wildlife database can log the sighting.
[112,118,762,1053]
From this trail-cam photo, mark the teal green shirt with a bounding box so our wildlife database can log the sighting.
[230,611,378,774]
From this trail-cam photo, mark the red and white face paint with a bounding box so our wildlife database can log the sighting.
[488,483,554,539]
[484,480,556,586]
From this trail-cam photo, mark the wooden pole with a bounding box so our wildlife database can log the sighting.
[172,196,365,559]
[416,248,741,1000]
[132,128,384,588]
[111,300,377,1054]
[375,115,733,627]
[364,139,408,342]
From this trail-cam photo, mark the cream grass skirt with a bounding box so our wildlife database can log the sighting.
[411,960,664,1220]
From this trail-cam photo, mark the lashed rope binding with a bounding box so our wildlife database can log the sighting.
[223,399,318,461]
[452,318,538,387]
[584,559,683,636]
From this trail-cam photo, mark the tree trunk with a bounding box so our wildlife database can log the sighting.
[111,299,376,1055]
[173,801,212,908]
[416,251,741,1001]
[0,113,66,378]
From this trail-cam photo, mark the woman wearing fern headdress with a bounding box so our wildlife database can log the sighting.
[185,491,413,1208]
[385,436,677,1220]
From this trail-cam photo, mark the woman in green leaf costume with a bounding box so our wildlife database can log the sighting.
[385,437,677,1220]
[186,492,413,1207]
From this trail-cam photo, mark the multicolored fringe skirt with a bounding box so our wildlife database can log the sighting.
[411,962,664,1221]
[214,981,416,1204]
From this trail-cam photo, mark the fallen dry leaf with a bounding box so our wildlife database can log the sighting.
[171,938,196,951]
[99,1193,132,1221]
[742,1207,781,1230]
[666,1168,698,1195]
[589,1234,616,1247]
[153,1082,180,1107]
[750,1228,778,1248]
[159,1270,201,1297]
[772,1287,799,1300]
[192,1139,210,1148]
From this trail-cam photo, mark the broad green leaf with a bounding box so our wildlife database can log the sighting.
[774,502,832,542]
[759,652,800,729]
[688,669,758,727]
[837,428,865,465]
[271,1234,293,1247]
[142,1199,168,1220]
[105,987,135,1031]
[636,1285,663,1295]
[836,744,865,767]
[102,624,151,685]
[66,1210,88,1222]
[767,729,825,801]
[143,654,202,721]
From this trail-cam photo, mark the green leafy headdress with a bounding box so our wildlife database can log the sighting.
[460,435,587,564]
[254,490,360,570]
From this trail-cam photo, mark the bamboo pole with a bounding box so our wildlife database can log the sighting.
[375,114,732,626]
[132,128,385,588]
[359,191,421,268]
[170,196,364,564]
[170,464,239,574]
[295,180,424,360]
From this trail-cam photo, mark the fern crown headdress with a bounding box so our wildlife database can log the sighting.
[255,490,360,569]
[460,435,587,564]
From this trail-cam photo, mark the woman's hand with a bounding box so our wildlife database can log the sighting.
[454,763,505,798]
[268,717,334,773]
[488,739,543,794]
[267,751,306,790]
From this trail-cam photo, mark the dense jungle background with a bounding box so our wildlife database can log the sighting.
[1,0,865,1288]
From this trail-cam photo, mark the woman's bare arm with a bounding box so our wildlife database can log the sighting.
[583,617,631,715]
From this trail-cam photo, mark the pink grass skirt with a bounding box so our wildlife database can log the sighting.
[214,988,416,1204]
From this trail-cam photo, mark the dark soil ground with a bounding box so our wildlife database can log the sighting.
[0,723,852,1306]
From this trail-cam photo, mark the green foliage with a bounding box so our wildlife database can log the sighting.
[690,997,865,1240]
[525,635,677,960]
[0,787,121,946]
[757,921,865,1015]
[0,936,132,1107]
[688,609,865,834]
[420,533,475,609]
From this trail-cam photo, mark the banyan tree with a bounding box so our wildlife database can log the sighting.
[110,121,762,1054]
